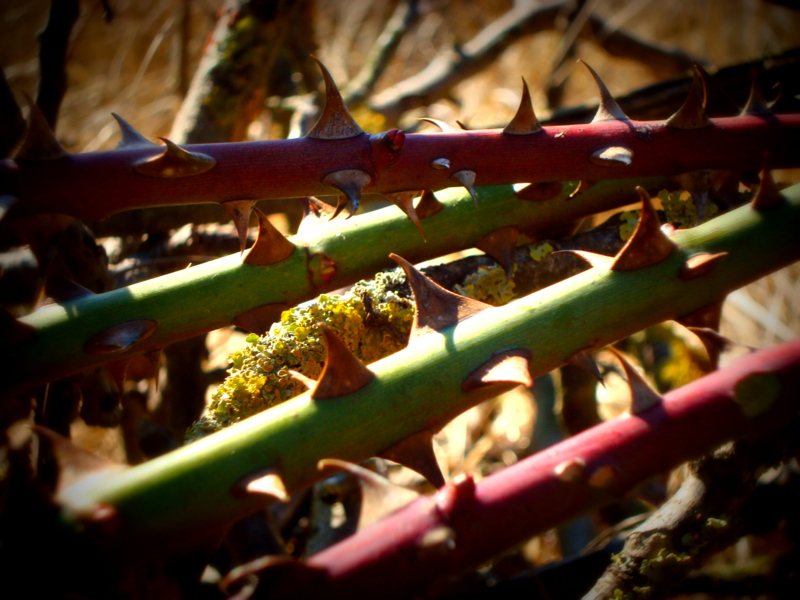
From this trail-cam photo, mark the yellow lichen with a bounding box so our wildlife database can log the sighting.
[528,241,553,262]
[619,210,640,241]
[658,189,718,229]
[454,264,516,306]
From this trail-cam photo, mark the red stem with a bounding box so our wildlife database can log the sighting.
[269,338,800,599]
[5,115,799,220]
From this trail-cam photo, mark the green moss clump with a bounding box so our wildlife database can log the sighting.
[187,270,413,440]
[638,548,692,584]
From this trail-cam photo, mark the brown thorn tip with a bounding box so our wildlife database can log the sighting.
[299,196,338,232]
[566,349,605,386]
[552,249,612,269]
[17,93,68,161]
[390,254,490,340]
[608,347,662,414]
[475,227,520,279]
[306,58,364,139]
[503,77,542,135]
[386,191,426,241]
[84,319,158,355]
[232,303,288,335]
[450,170,478,206]
[415,189,444,220]
[111,113,156,149]
[462,348,533,393]
[311,324,374,400]
[133,137,216,178]
[222,200,255,255]
[742,65,771,116]
[666,65,711,129]
[417,117,457,133]
[752,162,784,210]
[243,208,296,267]
[237,469,290,503]
[322,169,371,219]
[379,430,445,489]
[611,187,676,271]
[579,60,629,123]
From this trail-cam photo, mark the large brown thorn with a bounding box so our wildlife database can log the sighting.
[608,347,662,414]
[133,137,216,178]
[111,113,157,149]
[322,169,372,219]
[311,324,375,400]
[16,93,68,161]
[378,430,445,489]
[221,199,256,255]
[611,187,676,271]
[579,61,629,123]
[306,58,364,140]
[243,208,296,267]
[390,254,489,340]
[666,64,711,130]
[462,348,533,393]
[503,77,542,135]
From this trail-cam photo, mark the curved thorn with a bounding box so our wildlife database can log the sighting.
[676,302,723,332]
[386,191,426,241]
[679,252,728,280]
[503,77,542,134]
[111,113,157,149]
[133,137,216,178]
[666,64,711,129]
[462,348,533,393]
[611,187,676,271]
[221,200,256,255]
[415,189,444,219]
[299,197,337,232]
[306,58,364,140]
[566,349,605,386]
[417,117,457,133]
[312,324,375,400]
[16,93,68,161]
[579,60,629,122]
[243,208,296,267]
[234,468,290,502]
[231,303,288,334]
[741,64,771,116]
[590,146,633,167]
[450,170,478,206]
[475,226,520,279]
[378,430,445,489]
[321,169,371,219]
[752,161,784,210]
[607,347,662,414]
[390,254,489,340]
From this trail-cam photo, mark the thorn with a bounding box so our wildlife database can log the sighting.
[318,458,420,528]
[590,146,633,167]
[415,189,444,219]
[45,273,94,302]
[289,369,317,390]
[299,197,338,233]
[515,181,563,202]
[462,348,533,393]
[436,473,476,515]
[475,227,520,279]
[450,170,478,206]
[385,191,426,241]
[570,180,595,197]
[552,249,612,269]
[311,324,375,400]
[579,61,629,122]
[676,302,723,332]
[144,349,162,393]
[232,302,289,334]
[685,327,753,370]
[608,347,662,414]
[307,252,338,289]
[105,359,130,398]
[16,93,68,161]
[418,526,458,558]
[234,468,290,502]
[503,77,542,134]
[306,58,364,139]
[752,162,784,210]
[33,425,125,494]
[0,308,35,346]
[678,252,728,280]
[554,458,586,483]
[741,65,771,116]
[417,117,457,133]
[243,209,296,267]
[611,187,676,271]
[111,113,156,149]
[456,120,469,130]
[84,319,158,354]
[390,254,490,340]
[566,349,605,386]
[379,430,445,489]
[368,130,406,176]
[133,137,216,178]
[666,64,711,129]
[321,169,371,218]
[221,200,255,255]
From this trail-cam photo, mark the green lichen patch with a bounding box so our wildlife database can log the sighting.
[733,372,781,418]
[187,270,414,440]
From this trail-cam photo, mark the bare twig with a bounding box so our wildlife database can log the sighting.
[36,0,80,129]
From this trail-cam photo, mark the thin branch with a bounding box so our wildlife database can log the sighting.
[36,0,80,129]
